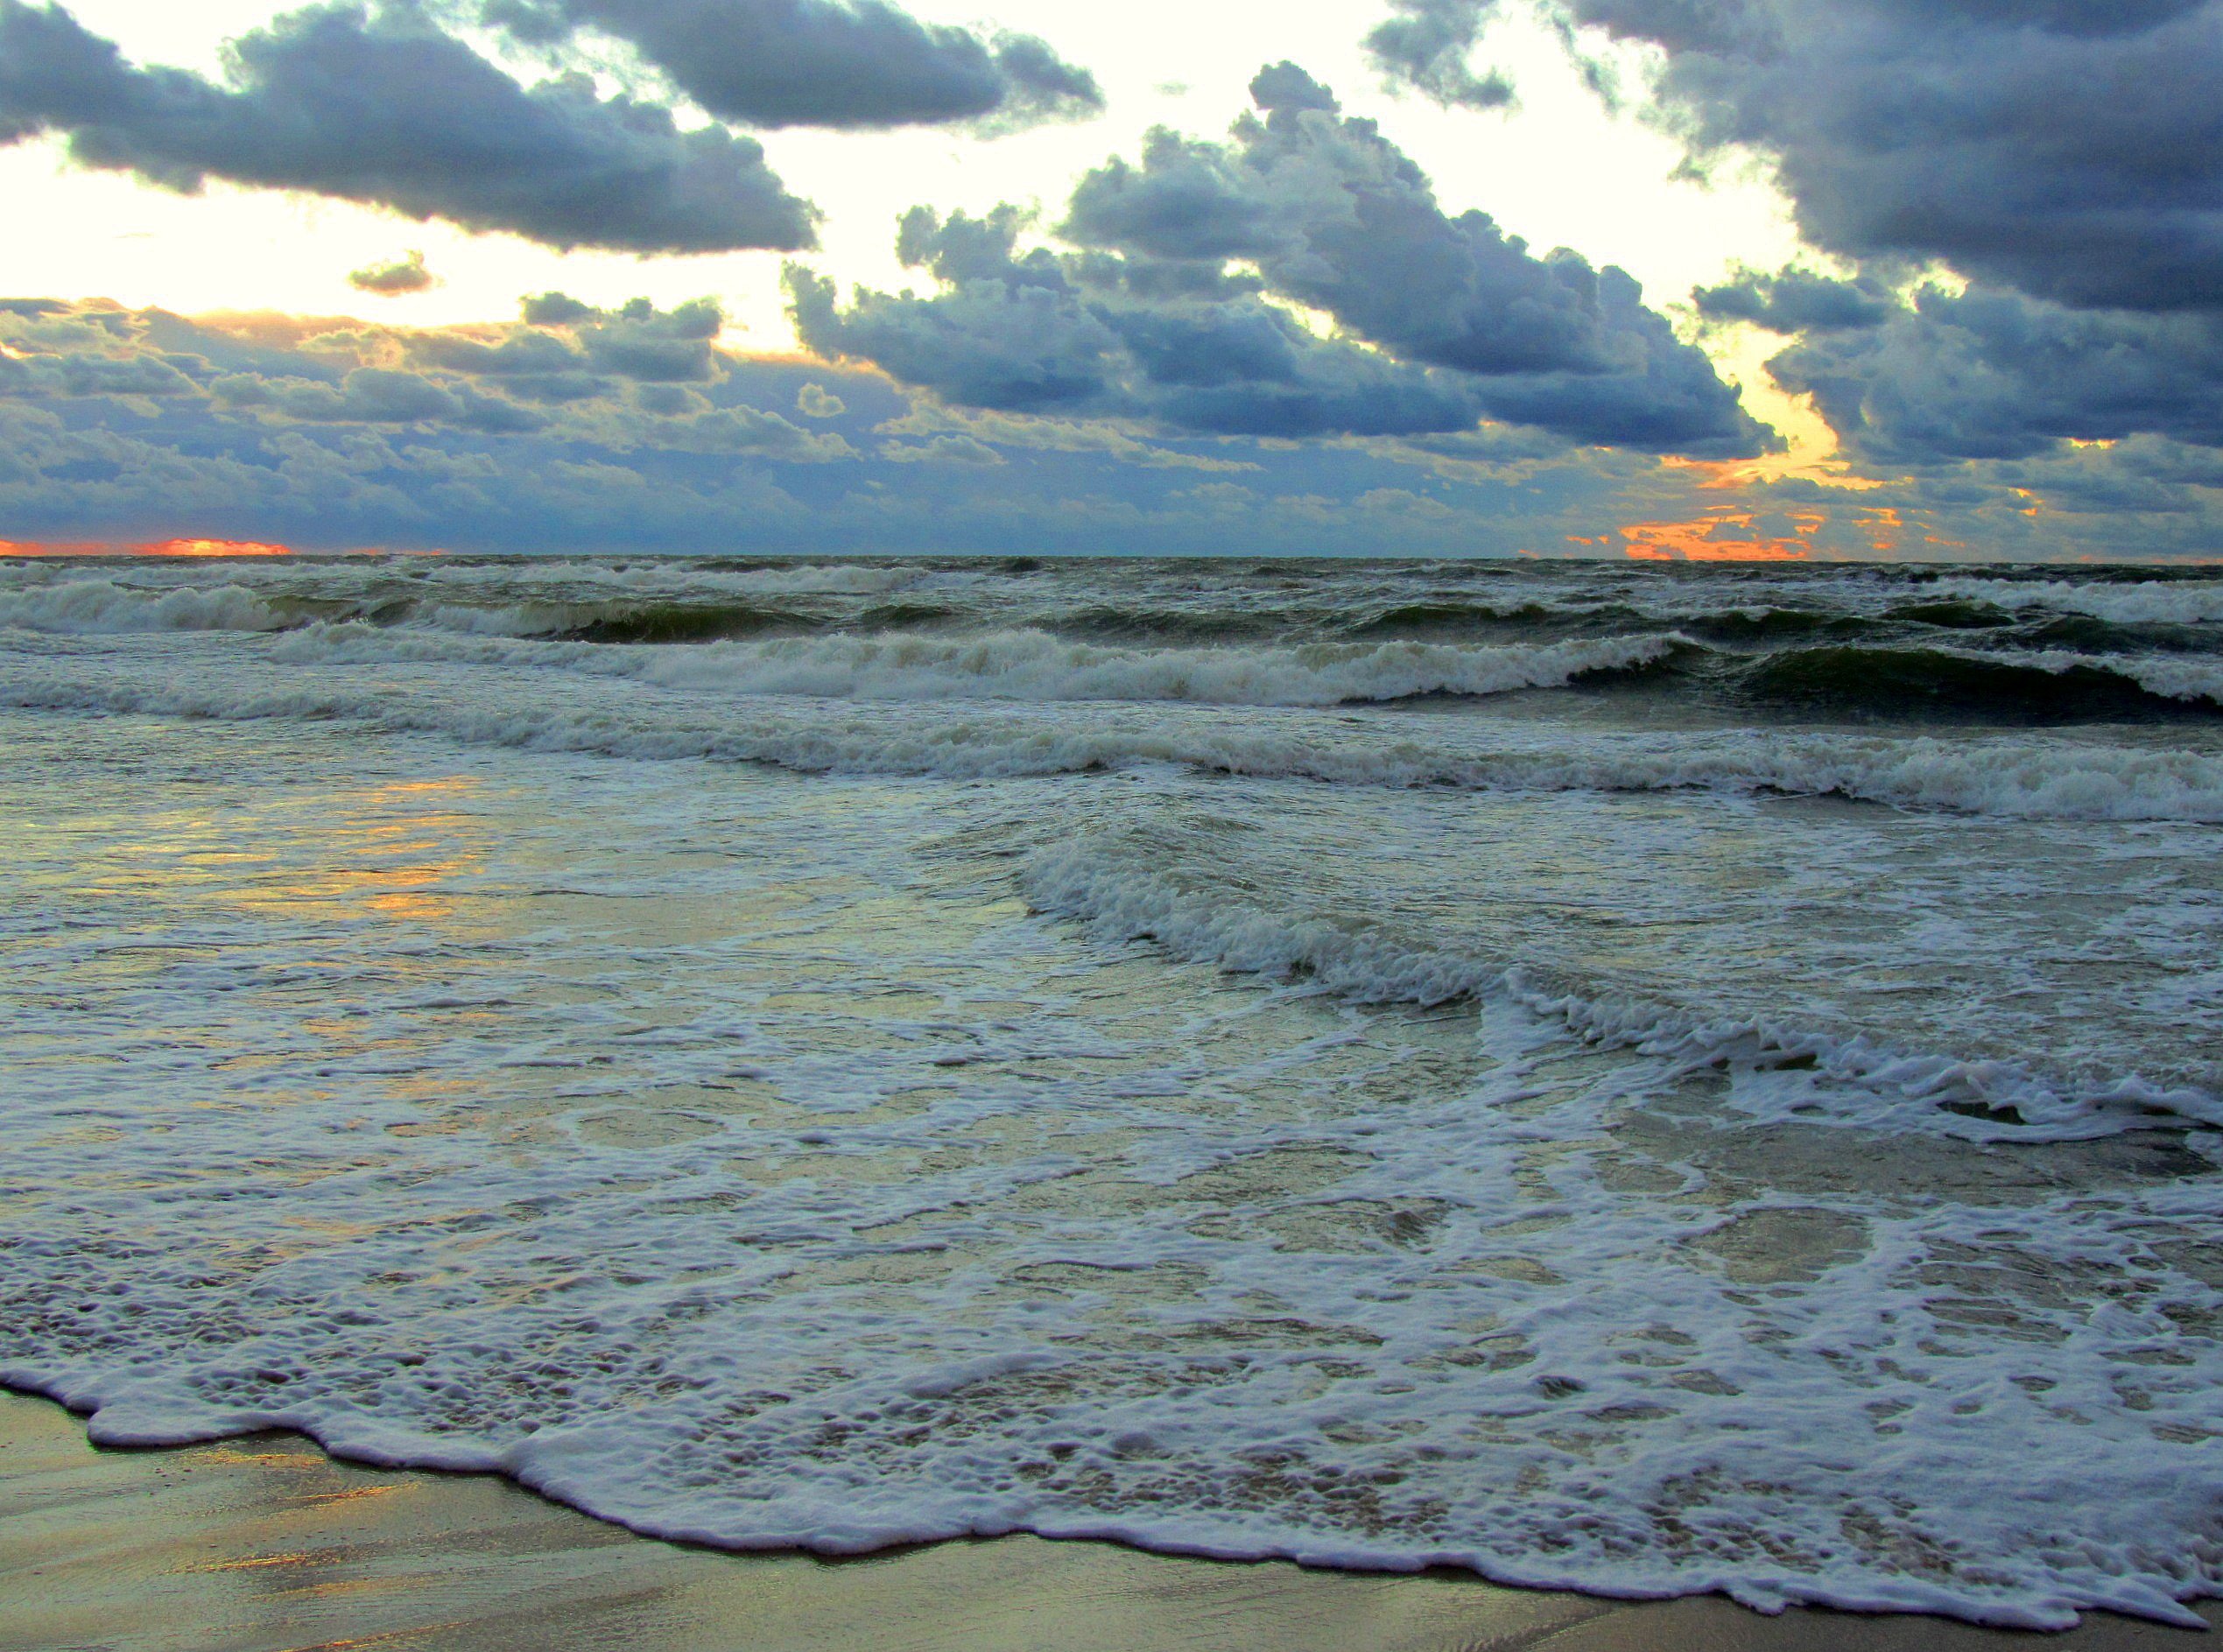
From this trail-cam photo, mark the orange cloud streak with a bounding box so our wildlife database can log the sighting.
[2,538,297,557]
[1615,510,1812,562]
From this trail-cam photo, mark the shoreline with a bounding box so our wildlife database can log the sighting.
[1,1388,2212,1651]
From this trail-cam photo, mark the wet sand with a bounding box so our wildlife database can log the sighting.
[0,1389,2209,1652]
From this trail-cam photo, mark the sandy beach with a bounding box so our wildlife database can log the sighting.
[0,1388,2210,1652]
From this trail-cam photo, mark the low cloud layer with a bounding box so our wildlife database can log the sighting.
[486,0,1101,130]
[1,295,2214,558]
[0,0,819,252]
[793,67,1769,456]
[1769,287,2223,464]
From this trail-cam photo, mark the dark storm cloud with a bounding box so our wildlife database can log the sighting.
[0,0,819,253]
[482,0,1101,130]
[1766,285,2223,463]
[1531,0,2223,314]
[794,68,1769,455]
[1363,0,1513,110]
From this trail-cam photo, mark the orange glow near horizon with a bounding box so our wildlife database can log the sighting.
[1614,510,1814,562]
[1,536,296,557]
[140,538,295,558]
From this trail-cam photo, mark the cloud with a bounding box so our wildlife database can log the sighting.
[349,250,435,295]
[1694,266,1896,334]
[1532,0,2223,315]
[1767,285,2223,463]
[484,0,1101,130]
[1364,0,1513,109]
[879,433,1003,464]
[791,68,1767,454]
[8,294,2218,557]
[521,292,601,327]
[0,1,819,253]
[796,383,846,418]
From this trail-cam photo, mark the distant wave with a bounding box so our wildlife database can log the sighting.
[1931,577,2223,626]
[271,623,1684,707]
[7,648,2221,821]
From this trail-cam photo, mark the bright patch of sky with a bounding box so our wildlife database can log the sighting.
[2,0,1801,358]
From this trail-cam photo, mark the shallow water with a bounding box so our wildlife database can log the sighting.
[3,554,2221,1627]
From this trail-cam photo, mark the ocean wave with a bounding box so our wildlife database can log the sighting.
[1018,830,2221,1135]
[8,648,2221,821]
[0,579,288,634]
[1736,643,2223,715]
[1931,577,2223,626]
[272,623,1685,707]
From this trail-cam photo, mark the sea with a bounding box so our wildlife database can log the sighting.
[3,552,2221,1628]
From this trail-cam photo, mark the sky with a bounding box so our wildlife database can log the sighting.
[1,0,2219,560]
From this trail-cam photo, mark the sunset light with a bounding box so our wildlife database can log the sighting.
[3,3,2220,1644]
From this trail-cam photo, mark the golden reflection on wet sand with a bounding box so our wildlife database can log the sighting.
[0,1392,2205,1652]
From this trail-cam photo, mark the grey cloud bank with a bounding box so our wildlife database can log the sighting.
[1386,0,2223,475]
[484,0,1101,130]
[0,0,819,252]
[793,67,1770,456]
[1,295,2215,558]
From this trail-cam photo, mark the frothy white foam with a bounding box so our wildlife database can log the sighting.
[1934,577,2223,626]
[0,579,285,634]
[8,636,2223,821]
[271,622,1680,706]
[2,706,2219,1631]
[1017,828,2222,1136]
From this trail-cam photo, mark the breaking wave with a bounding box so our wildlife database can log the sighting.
[1931,576,2223,626]
[0,580,286,635]
[6,645,2221,821]
[1019,829,2221,1135]
[271,623,1685,707]
[1734,643,2223,715]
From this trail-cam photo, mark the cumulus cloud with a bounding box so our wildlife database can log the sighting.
[1694,266,1896,334]
[791,67,1769,455]
[1525,0,2223,315]
[349,250,435,295]
[0,0,819,253]
[1364,0,1513,109]
[1767,285,2223,463]
[796,383,846,418]
[879,433,1004,464]
[483,0,1101,130]
[1359,1,2223,466]
[8,294,2217,556]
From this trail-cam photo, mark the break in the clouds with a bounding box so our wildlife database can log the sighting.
[0,0,819,252]
[1386,0,2221,314]
[794,66,1770,456]
[485,0,1102,130]
[1573,0,2223,316]
[1395,0,2223,472]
